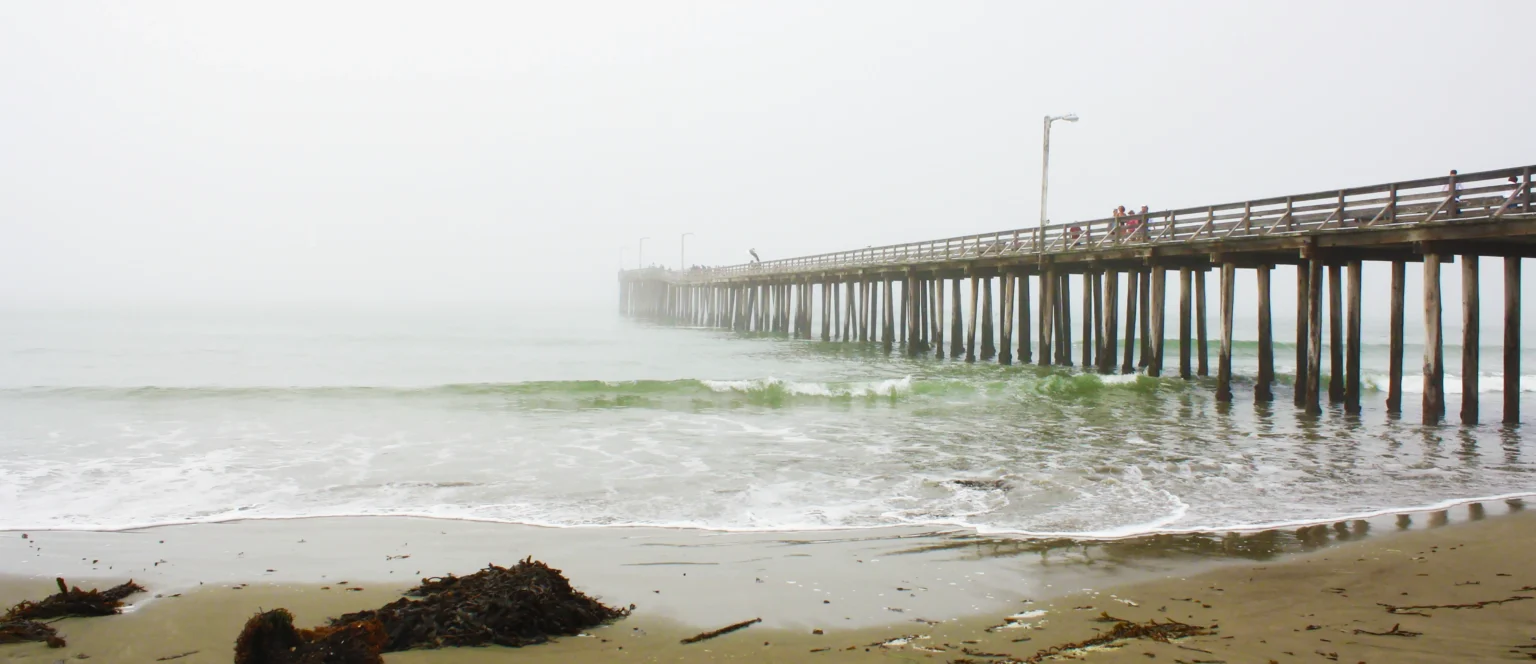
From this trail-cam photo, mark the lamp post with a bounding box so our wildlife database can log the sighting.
[680,232,694,270]
[638,237,650,269]
[1040,113,1079,236]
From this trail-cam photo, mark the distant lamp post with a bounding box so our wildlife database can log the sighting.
[1040,113,1079,232]
[638,237,650,269]
[680,232,694,270]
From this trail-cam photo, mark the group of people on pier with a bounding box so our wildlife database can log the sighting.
[1067,205,1152,246]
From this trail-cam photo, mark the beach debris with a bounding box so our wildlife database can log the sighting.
[680,617,761,644]
[155,651,200,661]
[234,608,386,664]
[1378,595,1533,616]
[3,578,145,621]
[0,619,64,647]
[330,557,628,650]
[1353,623,1421,637]
[1008,615,1210,663]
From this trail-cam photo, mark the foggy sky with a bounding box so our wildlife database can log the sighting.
[3,1,1533,308]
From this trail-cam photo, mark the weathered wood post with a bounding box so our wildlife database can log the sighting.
[823,281,833,342]
[1423,252,1445,424]
[1018,273,1032,364]
[1179,267,1193,379]
[906,272,921,356]
[933,279,945,358]
[1000,273,1015,365]
[1091,271,1103,368]
[1505,257,1521,424]
[1102,269,1120,374]
[1040,267,1055,367]
[1387,261,1406,414]
[1121,269,1138,374]
[1196,269,1209,376]
[980,277,996,360]
[1295,263,1311,408]
[1329,264,1345,403]
[966,274,980,362]
[1217,262,1236,402]
[950,278,964,359]
[1057,274,1071,366]
[1461,255,1479,424]
[1344,260,1363,414]
[883,278,895,353]
[1082,272,1094,368]
[1149,265,1166,377]
[1306,259,1324,415]
[1256,264,1274,401]
[1138,267,1152,369]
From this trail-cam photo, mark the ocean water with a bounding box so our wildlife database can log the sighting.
[1,303,1534,537]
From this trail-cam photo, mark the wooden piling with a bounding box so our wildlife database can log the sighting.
[1196,269,1209,376]
[1082,272,1094,368]
[1149,266,1166,377]
[1461,255,1479,424]
[1058,273,1072,366]
[1102,270,1119,374]
[1018,273,1032,364]
[1138,268,1151,369]
[906,272,920,356]
[966,275,980,362]
[883,279,895,353]
[1505,257,1521,424]
[1000,273,1015,365]
[1040,267,1055,367]
[1122,269,1138,374]
[1387,261,1405,413]
[823,282,833,342]
[1217,262,1235,402]
[1179,268,1192,380]
[981,277,996,360]
[950,279,964,358]
[1306,259,1324,415]
[1346,261,1363,415]
[934,279,945,358]
[1256,265,1274,401]
[1424,252,1445,424]
[1091,271,1104,368]
[1329,264,1345,403]
[1295,263,1311,408]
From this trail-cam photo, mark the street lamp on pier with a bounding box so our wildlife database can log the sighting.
[1040,113,1079,236]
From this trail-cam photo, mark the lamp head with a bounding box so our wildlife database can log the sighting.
[1048,113,1079,123]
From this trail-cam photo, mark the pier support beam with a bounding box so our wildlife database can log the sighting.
[1295,263,1311,409]
[1082,272,1094,369]
[966,275,980,363]
[1179,267,1192,380]
[1019,273,1032,364]
[1091,271,1103,369]
[1058,274,1072,366]
[1138,268,1151,369]
[1121,269,1138,374]
[1000,274,1015,365]
[1306,259,1324,415]
[950,279,964,358]
[1329,265,1345,403]
[1423,252,1445,424]
[1388,261,1405,414]
[1505,257,1521,424]
[1461,255,1480,424]
[1217,262,1236,402]
[1102,270,1120,374]
[933,280,945,359]
[1040,268,1055,367]
[1196,270,1209,376]
[981,277,996,360]
[1346,261,1363,414]
[1256,265,1274,401]
[1149,266,1166,377]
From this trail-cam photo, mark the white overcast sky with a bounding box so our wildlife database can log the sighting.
[2,1,1533,307]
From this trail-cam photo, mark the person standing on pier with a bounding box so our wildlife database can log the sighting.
[750,248,760,263]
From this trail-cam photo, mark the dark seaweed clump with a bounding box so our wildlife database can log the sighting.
[332,557,629,650]
[0,577,145,648]
[234,557,627,663]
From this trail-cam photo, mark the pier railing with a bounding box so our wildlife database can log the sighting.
[631,165,1532,282]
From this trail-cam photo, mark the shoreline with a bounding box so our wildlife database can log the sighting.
[5,489,1533,540]
[3,500,1533,662]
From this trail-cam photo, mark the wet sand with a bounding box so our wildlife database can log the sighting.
[3,503,1534,662]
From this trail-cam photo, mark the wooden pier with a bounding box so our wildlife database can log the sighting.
[620,165,1536,425]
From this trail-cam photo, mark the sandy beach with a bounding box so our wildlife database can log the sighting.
[3,500,1533,662]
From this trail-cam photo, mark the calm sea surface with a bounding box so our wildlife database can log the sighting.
[2,301,1534,536]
